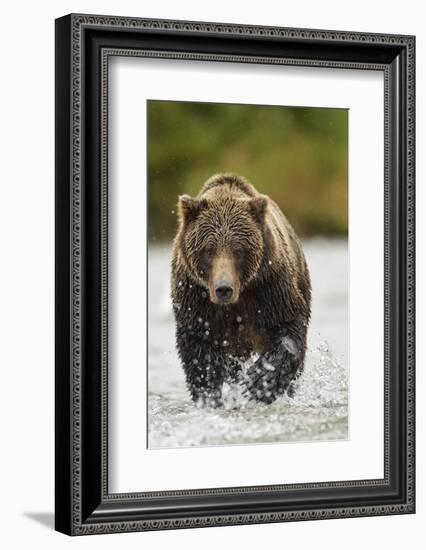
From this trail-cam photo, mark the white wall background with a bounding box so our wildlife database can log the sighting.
[0,0,422,548]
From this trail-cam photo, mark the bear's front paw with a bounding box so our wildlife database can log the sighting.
[244,361,280,404]
[191,388,223,409]
[244,352,297,404]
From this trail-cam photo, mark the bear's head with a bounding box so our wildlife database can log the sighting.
[177,191,269,305]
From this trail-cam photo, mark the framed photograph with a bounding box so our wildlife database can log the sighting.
[55,14,415,535]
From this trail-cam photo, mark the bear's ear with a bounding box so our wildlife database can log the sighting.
[249,195,268,223]
[178,195,207,224]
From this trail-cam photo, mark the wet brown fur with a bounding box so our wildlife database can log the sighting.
[171,174,311,406]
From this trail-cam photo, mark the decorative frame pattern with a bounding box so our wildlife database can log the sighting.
[55,13,415,536]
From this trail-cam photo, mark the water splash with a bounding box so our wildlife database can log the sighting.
[148,340,348,449]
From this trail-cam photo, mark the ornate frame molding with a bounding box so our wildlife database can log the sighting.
[55,13,415,535]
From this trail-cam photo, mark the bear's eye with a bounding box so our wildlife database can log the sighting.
[204,246,215,260]
[233,247,244,259]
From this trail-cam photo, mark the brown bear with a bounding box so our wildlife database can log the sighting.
[171,174,311,406]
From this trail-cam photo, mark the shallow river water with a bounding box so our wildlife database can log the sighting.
[148,239,348,449]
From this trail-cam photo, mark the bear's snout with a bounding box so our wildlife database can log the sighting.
[215,281,234,303]
[209,250,240,305]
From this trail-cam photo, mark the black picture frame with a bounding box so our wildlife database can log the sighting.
[55,13,416,536]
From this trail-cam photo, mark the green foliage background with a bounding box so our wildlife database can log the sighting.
[147,100,348,242]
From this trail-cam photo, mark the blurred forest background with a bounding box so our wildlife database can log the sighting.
[147,100,348,242]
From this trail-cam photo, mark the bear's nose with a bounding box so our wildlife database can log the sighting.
[215,282,234,303]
